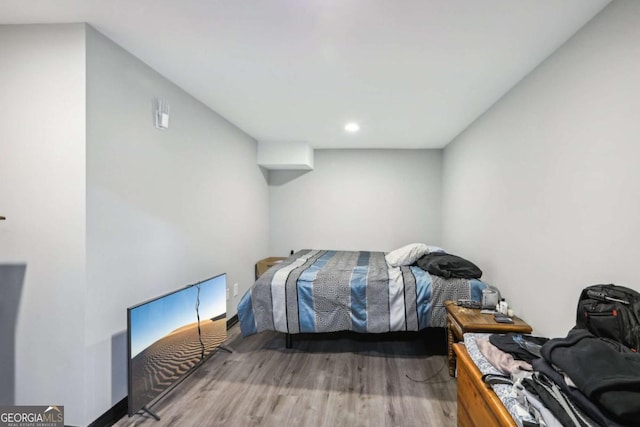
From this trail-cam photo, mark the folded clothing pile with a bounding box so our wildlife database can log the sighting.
[481,329,639,427]
[541,328,640,425]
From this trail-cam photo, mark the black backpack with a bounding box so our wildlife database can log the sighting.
[575,284,640,351]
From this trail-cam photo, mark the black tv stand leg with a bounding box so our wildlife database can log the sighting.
[141,406,160,421]
[218,344,233,353]
[285,333,292,348]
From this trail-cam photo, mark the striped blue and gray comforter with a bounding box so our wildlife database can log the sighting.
[238,250,488,337]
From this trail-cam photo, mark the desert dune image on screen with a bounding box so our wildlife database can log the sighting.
[128,275,226,413]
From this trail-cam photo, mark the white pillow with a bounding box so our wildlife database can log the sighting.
[385,243,429,267]
[426,245,446,254]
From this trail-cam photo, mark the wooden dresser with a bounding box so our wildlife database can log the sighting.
[453,343,517,427]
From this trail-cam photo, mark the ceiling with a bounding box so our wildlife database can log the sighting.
[0,0,610,149]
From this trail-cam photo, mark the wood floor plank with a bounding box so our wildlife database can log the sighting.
[114,326,457,427]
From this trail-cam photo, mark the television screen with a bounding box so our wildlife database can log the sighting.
[127,273,227,416]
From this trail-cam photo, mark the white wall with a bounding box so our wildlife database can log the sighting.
[0,23,269,425]
[269,149,442,255]
[85,27,269,423]
[442,0,640,337]
[0,24,87,424]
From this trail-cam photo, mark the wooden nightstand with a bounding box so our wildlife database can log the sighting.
[445,300,532,377]
[255,257,287,280]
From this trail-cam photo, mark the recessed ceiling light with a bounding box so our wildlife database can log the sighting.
[345,122,360,133]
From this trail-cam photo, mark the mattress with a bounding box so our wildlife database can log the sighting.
[238,249,487,337]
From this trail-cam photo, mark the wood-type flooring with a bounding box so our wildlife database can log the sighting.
[114,325,457,427]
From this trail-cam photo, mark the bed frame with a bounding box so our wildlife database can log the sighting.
[285,333,292,348]
[453,343,516,427]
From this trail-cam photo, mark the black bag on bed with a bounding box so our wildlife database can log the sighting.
[414,252,482,279]
[575,284,640,351]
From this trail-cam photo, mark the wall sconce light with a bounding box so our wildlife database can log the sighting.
[154,98,170,130]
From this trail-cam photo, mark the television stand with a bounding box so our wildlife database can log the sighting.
[218,345,233,353]
[140,406,160,421]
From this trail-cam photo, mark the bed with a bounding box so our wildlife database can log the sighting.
[238,249,488,345]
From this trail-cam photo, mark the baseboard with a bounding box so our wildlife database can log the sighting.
[87,397,127,427]
[89,314,239,426]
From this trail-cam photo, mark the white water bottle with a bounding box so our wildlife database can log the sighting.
[497,298,509,315]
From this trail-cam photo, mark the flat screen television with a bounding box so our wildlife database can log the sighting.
[127,273,227,417]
